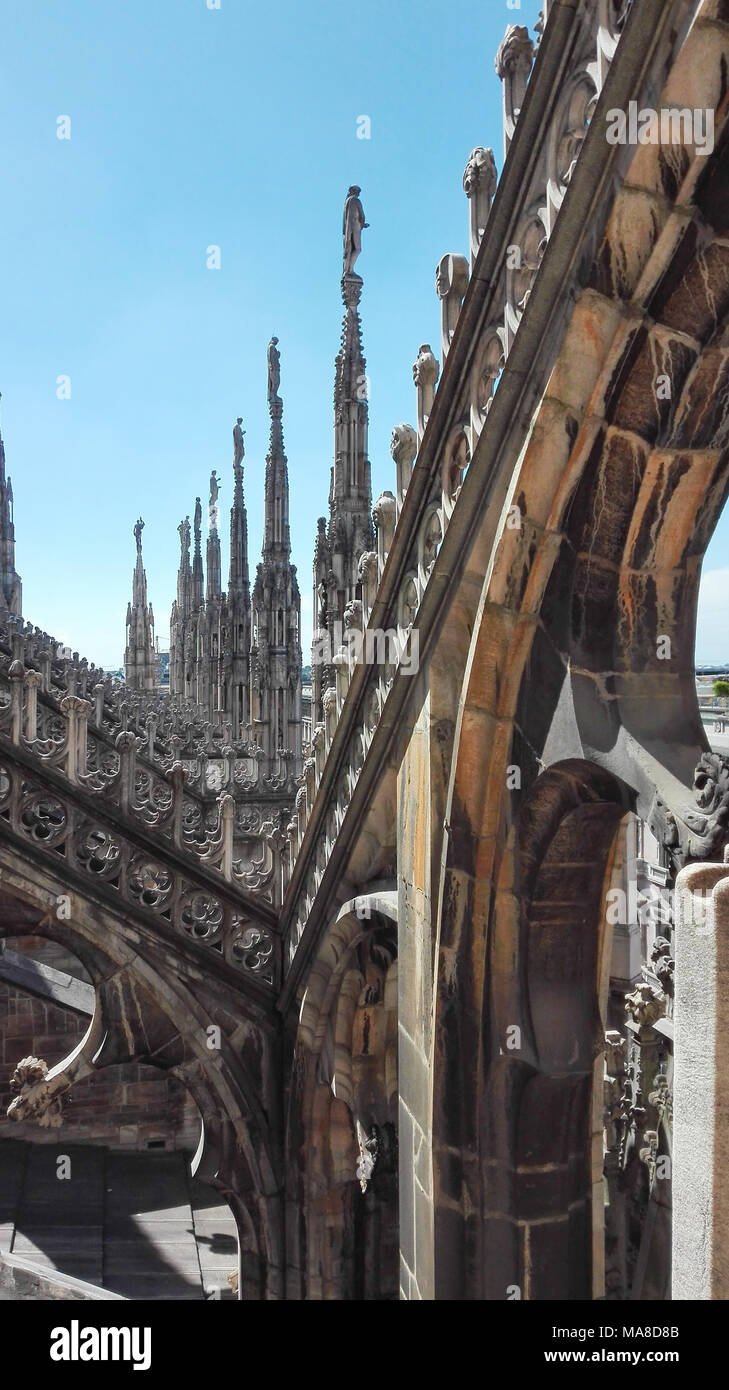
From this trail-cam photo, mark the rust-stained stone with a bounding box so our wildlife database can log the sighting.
[671,347,729,448]
[607,327,697,442]
[650,237,729,341]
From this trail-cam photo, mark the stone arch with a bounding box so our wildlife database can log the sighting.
[0,855,282,1299]
[430,758,632,1301]
[426,115,729,1298]
[285,891,398,1300]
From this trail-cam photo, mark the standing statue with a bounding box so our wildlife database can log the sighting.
[209,470,219,507]
[233,417,246,465]
[178,516,191,562]
[194,497,202,538]
[267,337,280,403]
[133,517,144,553]
[343,185,369,276]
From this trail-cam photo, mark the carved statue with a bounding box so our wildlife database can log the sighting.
[178,516,191,563]
[463,146,497,201]
[356,1120,379,1193]
[194,496,202,538]
[267,337,280,403]
[133,517,144,554]
[343,185,369,277]
[233,417,245,465]
[209,470,219,508]
[390,422,418,469]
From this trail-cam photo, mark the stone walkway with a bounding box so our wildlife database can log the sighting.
[0,1139,238,1299]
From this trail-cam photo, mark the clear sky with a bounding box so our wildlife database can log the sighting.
[0,0,725,667]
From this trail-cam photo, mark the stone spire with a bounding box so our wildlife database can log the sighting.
[191,495,204,611]
[251,340,302,769]
[229,420,249,595]
[206,470,222,601]
[224,420,251,739]
[312,189,374,723]
[125,518,156,690]
[263,338,291,557]
[169,516,191,698]
[0,402,22,617]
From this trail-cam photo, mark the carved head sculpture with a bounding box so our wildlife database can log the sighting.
[462,146,498,199]
[390,422,418,468]
[412,344,440,388]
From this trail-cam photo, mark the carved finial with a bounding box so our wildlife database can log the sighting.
[495,24,534,80]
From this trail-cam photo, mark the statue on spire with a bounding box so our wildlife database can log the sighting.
[233,416,246,466]
[267,338,281,404]
[134,517,144,554]
[209,470,219,508]
[194,497,202,541]
[343,185,368,277]
[178,516,191,563]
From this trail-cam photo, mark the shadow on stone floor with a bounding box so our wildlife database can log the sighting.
[0,1138,239,1300]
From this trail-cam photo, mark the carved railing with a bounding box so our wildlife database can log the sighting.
[284,0,633,967]
[0,635,295,891]
[0,715,279,989]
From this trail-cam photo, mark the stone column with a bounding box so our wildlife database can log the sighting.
[435,254,469,362]
[8,660,24,745]
[495,25,534,160]
[390,426,417,520]
[673,851,729,1298]
[463,147,497,269]
[23,669,42,742]
[373,492,397,578]
[412,346,439,446]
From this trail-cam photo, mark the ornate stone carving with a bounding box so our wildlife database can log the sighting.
[412,344,440,442]
[390,423,418,508]
[8,1056,63,1128]
[463,146,497,265]
[625,981,666,1029]
[356,1120,379,1193]
[649,752,729,870]
[495,25,535,155]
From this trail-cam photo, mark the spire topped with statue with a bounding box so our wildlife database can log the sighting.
[252,337,302,767]
[311,188,375,726]
[124,516,156,690]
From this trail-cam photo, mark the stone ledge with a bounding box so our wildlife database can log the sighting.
[0,1250,126,1301]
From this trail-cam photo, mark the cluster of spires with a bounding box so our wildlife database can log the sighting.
[0,185,377,774]
[125,184,374,755]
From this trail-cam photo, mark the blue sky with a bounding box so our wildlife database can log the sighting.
[0,0,725,667]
